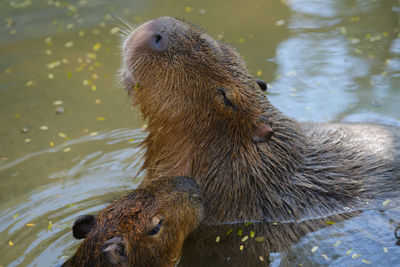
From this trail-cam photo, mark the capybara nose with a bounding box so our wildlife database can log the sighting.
[128,18,170,52]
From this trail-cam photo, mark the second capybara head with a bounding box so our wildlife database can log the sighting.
[63,176,204,267]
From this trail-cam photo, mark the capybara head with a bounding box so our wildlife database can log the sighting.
[63,176,204,267]
[121,16,273,144]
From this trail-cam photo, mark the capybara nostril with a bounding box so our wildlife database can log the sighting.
[154,34,162,44]
[150,32,167,51]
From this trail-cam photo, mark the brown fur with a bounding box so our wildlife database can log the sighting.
[63,177,204,267]
[121,16,400,228]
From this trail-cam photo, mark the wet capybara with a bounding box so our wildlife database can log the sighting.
[121,16,400,233]
[63,176,204,267]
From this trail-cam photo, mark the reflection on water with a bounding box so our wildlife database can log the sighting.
[0,0,399,266]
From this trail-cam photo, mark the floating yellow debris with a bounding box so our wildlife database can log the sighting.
[50,142,54,147]
[321,254,329,261]
[198,8,206,15]
[96,116,106,121]
[26,223,35,227]
[25,138,32,143]
[86,53,97,59]
[334,240,341,247]
[237,229,243,236]
[276,20,285,26]
[58,132,67,138]
[241,235,249,242]
[383,247,388,253]
[66,23,74,29]
[90,132,98,136]
[325,220,335,225]
[259,256,264,262]
[53,100,63,105]
[48,221,53,230]
[311,246,318,253]
[48,73,54,79]
[93,43,102,51]
[13,213,19,220]
[78,30,85,37]
[46,60,61,69]
[10,0,32,8]
[346,248,353,255]
[40,126,48,130]
[250,231,255,238]
[215,236,220,243]
[110,27,120,34]
[26,80,34,87]
[256,70,262,76]
[238,38,245,43]
[6,18,14,27]
[254,236,265,242]
[185,6,192,12]
[63,147,71,153]
[45,37,53,46]
[65,41,74,48]
[9,241,14,246]
[341,27,347,34]
[350,16,360,22]
[350,38,360,44]
[382,199,391,206]
[239,245,244,251]
[352,254,361,259]
[95,99,101,104]
[361,259,371,264]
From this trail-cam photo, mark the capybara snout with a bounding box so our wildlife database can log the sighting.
[124,17,172,54]
[63,176,204,267]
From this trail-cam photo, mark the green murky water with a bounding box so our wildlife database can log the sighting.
[0,0,399,266]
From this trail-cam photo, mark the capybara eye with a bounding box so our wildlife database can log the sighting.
[217,88,236,111]
[147,219,163,236]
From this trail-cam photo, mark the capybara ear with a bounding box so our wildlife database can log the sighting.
[255,79,267,91]
[101,237,128,265]
[252,121,274,143]
[72,215,96,239]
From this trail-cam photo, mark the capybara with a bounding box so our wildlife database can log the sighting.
[120,16,400,261]
[121,16,400,220]
[63,176,204,267]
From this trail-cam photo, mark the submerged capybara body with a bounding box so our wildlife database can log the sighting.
[121,17,400,226]
[63,177,204,267]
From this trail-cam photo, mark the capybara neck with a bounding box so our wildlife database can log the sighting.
[121,17,399,224]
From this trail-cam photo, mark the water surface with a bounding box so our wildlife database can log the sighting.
[1,0,400,266]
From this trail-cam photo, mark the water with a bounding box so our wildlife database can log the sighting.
[0,0,399,266]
